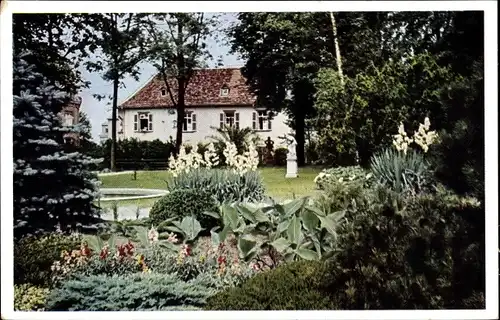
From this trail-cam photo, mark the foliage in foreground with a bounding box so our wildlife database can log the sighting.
[166,168,266,204]
[45,272,218,311]
[205,260,333,310]
[149,189,219,229]
[208,186,484,310]
[14,233,81,287]
[14,284,50,311]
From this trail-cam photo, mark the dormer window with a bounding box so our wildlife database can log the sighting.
[220,86,229,97]
[161,88,166,96]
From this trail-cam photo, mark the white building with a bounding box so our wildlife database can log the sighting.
[100,67,292,147]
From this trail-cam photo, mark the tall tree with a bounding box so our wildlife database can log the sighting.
[229,13,334,166]
[86,13,149,171]
[145,13,216,154]
[12,14,102,237]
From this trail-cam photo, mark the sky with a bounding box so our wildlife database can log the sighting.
[78,13,244,142]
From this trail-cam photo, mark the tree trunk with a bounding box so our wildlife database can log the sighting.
[175,78,185,154]
[110,77,119,171]
[174,19,185,155]
[295,115,306,167]
[330,12,344,86]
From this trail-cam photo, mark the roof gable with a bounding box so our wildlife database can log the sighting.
[120,68,256,109]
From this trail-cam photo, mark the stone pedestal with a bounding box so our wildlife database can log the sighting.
[285,156,298,178]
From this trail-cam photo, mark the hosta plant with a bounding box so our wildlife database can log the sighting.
[205,197,345,268]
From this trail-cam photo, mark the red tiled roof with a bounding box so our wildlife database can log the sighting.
[120,67,256,109]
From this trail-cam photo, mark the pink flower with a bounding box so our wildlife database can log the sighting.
[148,226,159,244]
[167,233,179,244]
[181,244,191,257]
[250,261,261,271]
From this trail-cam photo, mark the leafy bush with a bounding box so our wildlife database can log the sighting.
[323,186,485,309]
[273,147,288,166]
[205,260,334,310]
[14,284,50,311]
[370,148,433,194]
[45,273,218,311]
[149,189,219,229]
[207,187,485,310]
[14,233,81,286]
[314,165,373,190]
[207,197,343,266]
[166,168,265,204]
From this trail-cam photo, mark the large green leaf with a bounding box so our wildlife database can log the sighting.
[237,237,257,259]
[210,229,220,246]
[287,216,302,245]
[295,247,319,261]
[318,215,338,236]
[232,218,247,234]
[223,205,239,229]
[236,205,257,223]
[301,209,320,231]
[310,234,322,259]
[179,216,202,241]
[203,211,221,220]
[277,219,291,233]
[270,237,291,253]
[253,209,270,223]
[218,224,231,242]
[305,205,326,217]
[283,197,308,217]
[163,225,184,235]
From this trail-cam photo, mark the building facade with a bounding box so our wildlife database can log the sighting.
[60,96,82,145]
[100,68,293,147]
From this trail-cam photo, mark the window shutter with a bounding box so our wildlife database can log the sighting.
[134,114,138,131]
[192,114,197,131]
[267,112,272,130]
[235,112,240,129]
[148,114,153,131]
[252,112,257,130]
[220,113,224,128]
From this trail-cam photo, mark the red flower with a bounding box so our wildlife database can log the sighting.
[80,243,91,256]
[99,246,109,260]
[181,244,191,257]
[217,255,227,265]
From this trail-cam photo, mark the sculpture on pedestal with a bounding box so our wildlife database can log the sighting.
[285,133,298,178]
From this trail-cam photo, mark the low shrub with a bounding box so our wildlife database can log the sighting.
[323,186,484,309]
[314,165,374,190]
[149,189,219,229]
[14,233,81,286]
[370,148,434,195]
[166,168,265,204]
[273,147,288,166]
[14,284,50,311]
[45,273,218,311]
[205,260,334,310]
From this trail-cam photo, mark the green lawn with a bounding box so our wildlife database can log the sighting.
[98,167,322,207]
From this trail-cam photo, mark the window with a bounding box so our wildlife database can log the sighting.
[253,110,272,131]
[62,113,74,127]
[161,88,166,96]
[183,111,197,132]
[105,127,108,134]
[134,113,153,132]
[220,84,229,97]
[220,111,239,129]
